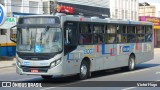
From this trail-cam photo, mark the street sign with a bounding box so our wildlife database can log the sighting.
[0,4,6,25]
[0,17,16,29]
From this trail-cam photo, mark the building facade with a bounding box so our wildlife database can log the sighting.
[109,0,139,21]
[0,0,43,57]
[42,0,110,18]
[139,2,156,17]
[1,0,43,17]
[42,0,139,21]
[139,2,160,48]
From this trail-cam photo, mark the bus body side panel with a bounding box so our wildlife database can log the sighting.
[102,44,128,69]
[133,43,144,64]
[61,16,154,76]
[143,43,154,62]
[135,43,153,64]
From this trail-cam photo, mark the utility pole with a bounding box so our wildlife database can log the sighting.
[53,0,57,15]
[143,2,146,16]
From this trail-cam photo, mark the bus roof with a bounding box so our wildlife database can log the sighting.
[18,14,153,26]
[62,15,153,26]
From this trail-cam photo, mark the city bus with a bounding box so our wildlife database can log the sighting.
[10,14,154,80]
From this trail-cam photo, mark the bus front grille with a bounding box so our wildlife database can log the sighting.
[21,66,50,73]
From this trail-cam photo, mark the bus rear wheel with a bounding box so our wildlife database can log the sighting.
[128,56,135,71]
[41,75,52,80]
[79,61,89,80]
[121,55,135,71]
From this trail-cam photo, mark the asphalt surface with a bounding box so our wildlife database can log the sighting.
[0,49,160,90]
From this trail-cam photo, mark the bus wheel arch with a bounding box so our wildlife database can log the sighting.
[78,57,91,80]
[130,53,136,63]
[122,53,136,71]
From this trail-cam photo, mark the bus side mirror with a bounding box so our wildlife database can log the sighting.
[10,26,17,43]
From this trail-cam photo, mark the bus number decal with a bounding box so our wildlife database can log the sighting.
[123,46,130,52]
[84,49,94,55]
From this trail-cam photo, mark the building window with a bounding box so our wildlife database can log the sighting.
[43,1,49,14]
[122,10,124,19]
[11,0,22,12]
[131,11,133,20]
[135,11,137,20]
[29,1,38,14]
[0,29,6,35]
[125,10,128,19]
[115,9,118,18]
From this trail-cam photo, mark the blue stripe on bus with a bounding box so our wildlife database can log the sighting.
[102,44,111,55]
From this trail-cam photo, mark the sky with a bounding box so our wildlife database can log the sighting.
[139,0,160,17]
[139,0,160,3]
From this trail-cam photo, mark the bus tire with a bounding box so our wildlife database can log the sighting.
[121,55,135,71]
[128,55,135,71]
[79,60,89,80]
[41,75,52,80]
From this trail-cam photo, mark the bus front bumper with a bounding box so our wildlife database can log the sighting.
[16,62,64,77]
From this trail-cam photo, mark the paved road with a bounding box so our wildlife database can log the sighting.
[0,49,160,90]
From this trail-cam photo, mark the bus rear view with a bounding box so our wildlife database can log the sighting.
[11,16,64,79]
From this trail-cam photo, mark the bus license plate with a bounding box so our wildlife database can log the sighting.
[31,69,39,73]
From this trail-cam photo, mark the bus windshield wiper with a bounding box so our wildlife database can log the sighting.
[43,26,50,35]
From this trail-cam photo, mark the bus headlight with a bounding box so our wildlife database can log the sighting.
[16,60,21,67]
[50,59,62,68]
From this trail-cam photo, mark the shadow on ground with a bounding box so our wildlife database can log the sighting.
[19,63,160,87]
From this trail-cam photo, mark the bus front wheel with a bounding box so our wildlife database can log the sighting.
[41,75,52,80]
[79,61,89,80]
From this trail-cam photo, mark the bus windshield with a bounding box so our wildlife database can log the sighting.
[17,27,62,53]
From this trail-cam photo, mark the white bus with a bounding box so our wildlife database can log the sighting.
[10,14,154,80]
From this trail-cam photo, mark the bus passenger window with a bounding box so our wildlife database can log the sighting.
[137,34,145,43]
[94,34,103,44]
[145,26,152,42]
[117,34,122,43]
[106,25,116,34]
[127,26,136,34]
[121,34,127,43]
[93,25,104,33]
[127,34,136,43]
[105,34,115,44]
[79,23,92,45]
[79,34,92,44]
[136,26,144,34]
[80,24,91,33]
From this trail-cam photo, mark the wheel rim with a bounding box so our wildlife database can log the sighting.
[81,64,87,76]
[130,58,135,70]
